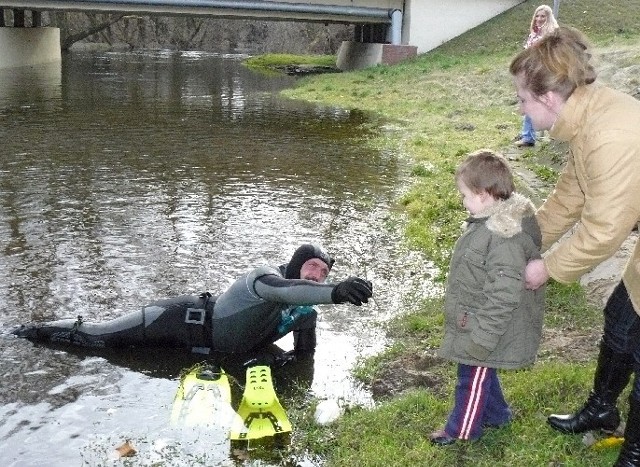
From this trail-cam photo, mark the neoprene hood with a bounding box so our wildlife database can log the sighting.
[285,243,334,279]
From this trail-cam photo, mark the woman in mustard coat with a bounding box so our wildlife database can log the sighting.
[510,26,640,467]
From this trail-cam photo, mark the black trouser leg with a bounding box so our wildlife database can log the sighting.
[615,392,640,467]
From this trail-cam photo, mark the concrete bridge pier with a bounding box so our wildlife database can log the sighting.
[336,41,418,71]
[0,10,61,69]
[336,10,417,71]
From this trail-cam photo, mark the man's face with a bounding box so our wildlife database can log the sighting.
[300,258,330,283]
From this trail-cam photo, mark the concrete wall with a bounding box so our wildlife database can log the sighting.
[404,0,523,54]
[336,42,417,71]
[0,27,61,69]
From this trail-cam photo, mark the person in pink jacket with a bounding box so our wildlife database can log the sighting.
[513,4,558,148]
[510,26,640,467]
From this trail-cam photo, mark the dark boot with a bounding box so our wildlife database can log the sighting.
[293,328,316,356]
[547,341,633,434]
[12,316,88,345]
[614,395,640,467]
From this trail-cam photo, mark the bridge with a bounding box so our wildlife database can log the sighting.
[0,0,525,69]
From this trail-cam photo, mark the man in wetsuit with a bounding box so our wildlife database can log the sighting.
[12,244,373,357]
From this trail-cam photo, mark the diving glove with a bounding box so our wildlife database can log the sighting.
[331,277,373,306]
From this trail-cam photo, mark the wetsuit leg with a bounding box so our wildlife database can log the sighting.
[12,312,146,348]
[13,294,215,351]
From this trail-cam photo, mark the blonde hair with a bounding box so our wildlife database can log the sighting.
[530,5,559,37]
[456,150,514,201]
[510,26,597,100]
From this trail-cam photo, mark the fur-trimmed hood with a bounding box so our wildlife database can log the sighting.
[467,192,537,239]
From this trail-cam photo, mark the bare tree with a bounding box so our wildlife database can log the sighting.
[36,11,352,54]
[48,12,126,50]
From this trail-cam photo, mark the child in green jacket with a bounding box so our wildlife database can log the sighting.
[430,149,545,445]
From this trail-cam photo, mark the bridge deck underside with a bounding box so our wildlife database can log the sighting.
[0,1,395,24]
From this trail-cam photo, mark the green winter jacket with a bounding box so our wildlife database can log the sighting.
[439,193,545,369]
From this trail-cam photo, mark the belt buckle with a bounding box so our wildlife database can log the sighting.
[185,308,205,325]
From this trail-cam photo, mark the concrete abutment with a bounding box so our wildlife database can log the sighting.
[0,27,61,69]
[336,41,417,71]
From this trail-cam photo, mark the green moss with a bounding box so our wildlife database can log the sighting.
[244,53,336,68]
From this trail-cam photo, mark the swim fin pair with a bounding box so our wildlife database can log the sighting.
[171,363,291,441]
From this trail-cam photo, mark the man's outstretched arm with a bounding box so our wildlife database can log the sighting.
[254,274,372,306]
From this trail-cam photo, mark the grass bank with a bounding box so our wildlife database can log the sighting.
[244,53,337,76]
[278,1,640,465]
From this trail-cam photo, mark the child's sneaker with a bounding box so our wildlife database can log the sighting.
[429,429,457,446]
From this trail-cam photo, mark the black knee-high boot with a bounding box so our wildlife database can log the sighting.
[614,394,640,467]
[547,341,633,434]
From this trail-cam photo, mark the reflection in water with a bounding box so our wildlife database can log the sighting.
[0,59,62,104]
[0,50,436,466]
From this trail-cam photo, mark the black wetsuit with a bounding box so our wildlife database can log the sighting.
[211,264,334,352]
[13,263,336,354]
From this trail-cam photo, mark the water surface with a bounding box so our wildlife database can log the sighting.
[0,50,434,466]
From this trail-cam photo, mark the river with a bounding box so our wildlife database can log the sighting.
[0,49,435,466]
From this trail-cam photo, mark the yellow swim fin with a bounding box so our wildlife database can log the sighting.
[171,363,236,428]
[230,365,292,441]
[591,436,625,450]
